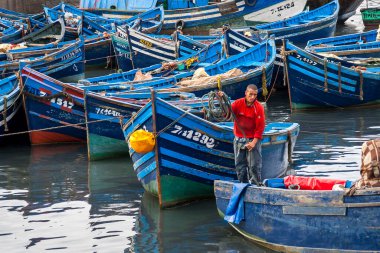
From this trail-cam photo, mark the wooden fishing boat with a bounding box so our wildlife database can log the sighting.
[306,29,378,48]
[20,66,87,145]
[122,92,300,208]
[20,65,204,146]
[247,0,339,46]
[80,0,308,35]
[2,38,85,81]
[0,18,23,43]
[111,26,209,71]
[84,90,202,161]
[0,7,46,25]
[131,192,268,252]
[214,178,380,252]
[0,75,23,142]
[86,42,274,101]
[92,28,275,101]
[308,0,364,23]
[63,3,165,35]
[11,17,66,47]
[306,28,380,60]
[43,6,81,41]
[158,35,276,100]
[283,40,380,110]
[8,34,112,67]
[361,7,380,28]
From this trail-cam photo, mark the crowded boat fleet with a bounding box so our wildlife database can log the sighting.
[0,0,379,252]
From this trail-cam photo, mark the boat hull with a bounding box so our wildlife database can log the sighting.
[215,180,380,252]
[284,41,380,109]
[123,96,300,208]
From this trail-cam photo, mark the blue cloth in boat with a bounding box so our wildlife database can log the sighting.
[224,182,249,224]
[263,178,285,188]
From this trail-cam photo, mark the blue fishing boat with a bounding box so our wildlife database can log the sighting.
[158,35,276,100]
[307,29,378,48]
[214,178,380,252]
[0,18,23,43]
[306,29,380,59]
[9,33,112,67]
[5,38,85,81]
[283,40,380,110]
[84,90,202,161]
[11,17,66,47]
[248,0,339,46]
[80,0,308,35]
[63,3,165,35]
[0,75,23,140]
[0,7,46,23]
[309,0,364,23]
[88,29,275,100]
[122,92,300,208]
[20,66,87,145]
[84,92,142,161]
[112,26,209,71]
[20,65,203,146]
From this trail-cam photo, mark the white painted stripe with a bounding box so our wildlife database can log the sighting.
[228,33,255,48]
[131,44,176,58]
[131,46,174,61]
[129,30,175,51]
[229,43,245,52]
[166,12,222,23]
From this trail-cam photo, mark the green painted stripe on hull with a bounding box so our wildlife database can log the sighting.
[88,133,129,161]
[142,180,159,197]
[160,175,213,208]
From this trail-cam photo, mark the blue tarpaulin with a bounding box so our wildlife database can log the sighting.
[224,183,249,224]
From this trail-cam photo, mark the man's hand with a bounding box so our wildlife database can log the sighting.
[217,91,224,97]
[245,139,258,151]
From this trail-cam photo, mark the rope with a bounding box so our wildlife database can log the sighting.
[281,41,293,111]
[261,66,268,98]
[0,115,123,138]
[338,62,342,93]
[287,131,293,164]
[323,58,328,92]
[357,69,364,101]
[2,96,8,132]
[202,91,233,122]
[155,109,192,137]
[265,56,282,103]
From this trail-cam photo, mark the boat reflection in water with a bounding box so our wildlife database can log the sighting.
[88,156,144,252]
[130,193,275,253]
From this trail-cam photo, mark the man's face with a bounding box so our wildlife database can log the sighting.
[245,88,258,104]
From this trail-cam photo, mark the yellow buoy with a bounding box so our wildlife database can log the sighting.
[129,129,156,153]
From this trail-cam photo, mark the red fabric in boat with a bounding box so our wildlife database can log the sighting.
[284,175,347,190]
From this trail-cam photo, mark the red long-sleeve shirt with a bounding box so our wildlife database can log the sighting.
[231,98,265,139]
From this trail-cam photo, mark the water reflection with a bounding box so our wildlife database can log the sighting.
[130,193,274,253]
[0,144,145,252]
[88,157,143,252]
[265,89,380,181]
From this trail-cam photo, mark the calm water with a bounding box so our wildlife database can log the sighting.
[1,4,379,253]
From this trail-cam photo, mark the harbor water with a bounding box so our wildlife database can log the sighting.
[1,4,379,253]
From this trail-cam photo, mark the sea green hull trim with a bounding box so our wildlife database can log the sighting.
[88,133,129,161]
[159,175,213,208]
[142,180,158,197]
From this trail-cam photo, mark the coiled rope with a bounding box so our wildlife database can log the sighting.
[201,90,233,122]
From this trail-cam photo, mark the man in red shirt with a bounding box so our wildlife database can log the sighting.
[231,84,265,184]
